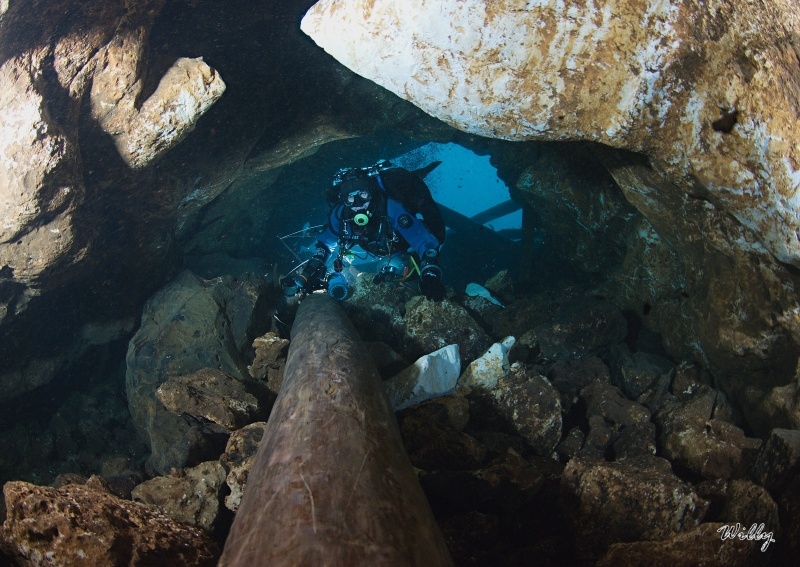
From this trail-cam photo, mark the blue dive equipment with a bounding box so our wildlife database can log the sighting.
[327,271,353,300]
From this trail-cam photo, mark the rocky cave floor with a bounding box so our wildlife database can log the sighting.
[0,266,798,566]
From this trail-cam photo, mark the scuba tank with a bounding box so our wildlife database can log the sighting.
[327,271,355,300]
[326,257,357,300]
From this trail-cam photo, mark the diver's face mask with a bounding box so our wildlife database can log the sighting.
[345,189,372,226]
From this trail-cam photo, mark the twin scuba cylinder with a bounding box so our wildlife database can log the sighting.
[325,250,415,300]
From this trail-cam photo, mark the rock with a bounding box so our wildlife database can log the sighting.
[749,428,800,495]
[51,473,89,488]
[491,295,559,343]
[611,421,657,460]
[547,356,611,412]
[555,427,586,463]
[457,336,515,390]
[577,380,657,459]
[596,522,767,567]
[576,415,616,461]
[398,395,485,471]
[125,270,269,474]
[459,294,504,332]
[488,365,562,456]
[419,449,545,512]
[219,422,267,513]
[671,361,715,398]
[145,409,230,483]
[0,480,220,566]
[91,45,226,169]
[248,332,289,394]
[0,44,85,334]
[721,480,781,537]
[561,455,709,557]
[749,381,800,435]
[581,381,652,429]
[156,368,263,431]
[655,388,762,479]
[384,344,461,411]
[340,275,417,345]
[694,478,730,521]
[707,388,744,425]
[100,457,144,500]
[403,296,493,368]
[340,276,493,372]
[611,350,674,400]
[249,332,289,371]
[400,394,471,434]
[131,461,227,534]
[0,0,229,405]
[483,270,515,305]
[519,298,628,363]
[465,282,503,307]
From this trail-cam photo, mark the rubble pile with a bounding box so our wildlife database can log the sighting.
[2,271,796,565]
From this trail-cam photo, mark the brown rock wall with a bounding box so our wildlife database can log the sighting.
[0,0,449,406]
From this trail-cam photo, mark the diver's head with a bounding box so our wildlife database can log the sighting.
[339,175,378,226]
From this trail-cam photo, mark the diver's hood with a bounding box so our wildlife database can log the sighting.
[340,176,376,203]
[343,176,380,214]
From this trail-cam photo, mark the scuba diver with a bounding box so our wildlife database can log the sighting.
[281,160,446,301]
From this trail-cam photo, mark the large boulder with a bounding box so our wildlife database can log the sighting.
[0,480,220,566]
[596,522,769,567]
[131,461,228,534]
[655,388,762,479]
[561,455,709,558]
[125,270,270,475]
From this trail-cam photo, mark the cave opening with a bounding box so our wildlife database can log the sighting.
[183,133,530,293]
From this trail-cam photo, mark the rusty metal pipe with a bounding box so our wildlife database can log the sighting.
[219,294,452,566]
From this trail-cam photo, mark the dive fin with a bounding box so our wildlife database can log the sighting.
[411,160,443,180]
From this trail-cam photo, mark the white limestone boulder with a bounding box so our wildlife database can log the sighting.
[457,336,516,390]
[302,0,800,269]
[384,344,461,410]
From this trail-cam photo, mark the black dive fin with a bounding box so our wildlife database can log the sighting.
[411,160,443,180]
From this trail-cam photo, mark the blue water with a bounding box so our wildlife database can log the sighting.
[390,142,523,235]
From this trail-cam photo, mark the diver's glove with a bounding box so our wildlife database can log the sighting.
[419,265,445,301]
